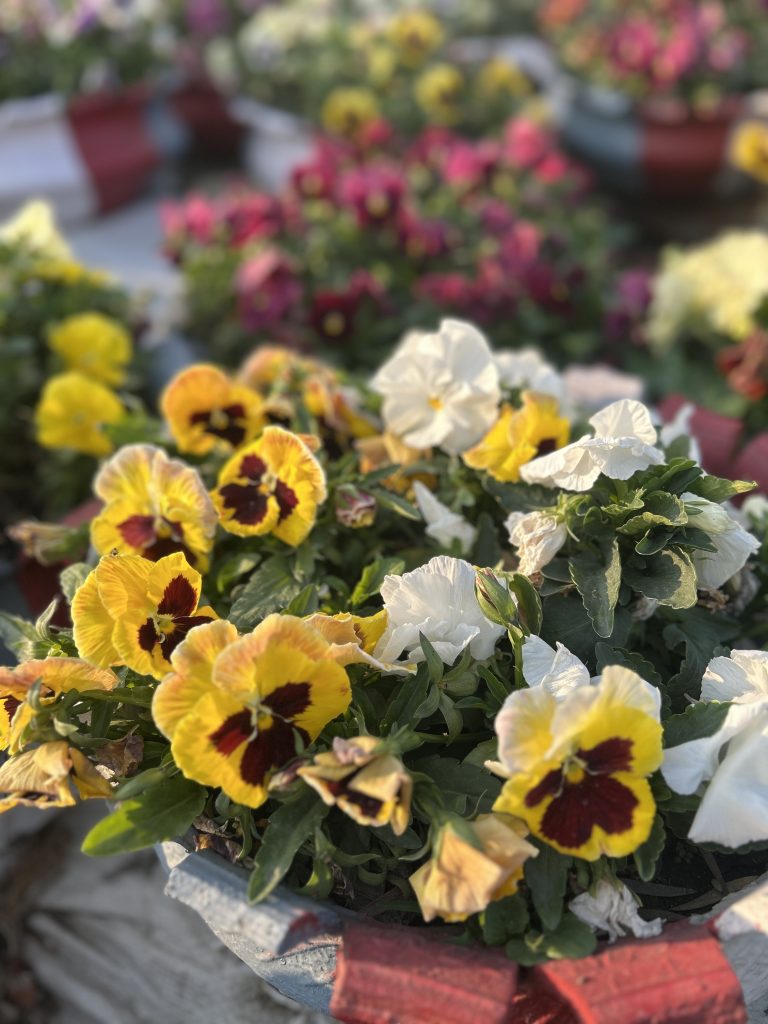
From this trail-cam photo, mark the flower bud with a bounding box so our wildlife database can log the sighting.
[335,485,377,528]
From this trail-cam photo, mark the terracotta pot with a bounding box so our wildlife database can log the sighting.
[229,97,315,193]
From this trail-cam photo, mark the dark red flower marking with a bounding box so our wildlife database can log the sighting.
[324,768,384,819]
[158,575,198,617]
[265,682,311,720]
[136,574,213,662]
[525,737,637,848]
[118,515,194,562]
[219,454,298,526]
[159,614,215,661]
[535,438,558,457]
[2,695,22,721]
[138,619,157,653]
[190,403,247,447]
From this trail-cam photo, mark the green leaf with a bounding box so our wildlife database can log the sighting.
[542,911,598,959]
[686,475,755,503]
[483,477,559,513]
[633,815,666,881]
[350,556,405,608]
[507,573,543,635]
[285,584,319,616]
[438,692,463,740]
[569,539,621,638]
[82,775,206,856]
[618,492,687,537]
[370,488,420,521]
[215,553,260,594]
[524,842,571,931]
[481,894,530,946]
[59,563,92,604]
[411,756,500,815]
[594,643,662,688]
[248,788,328,903]
[540,595,630,665]
[663,701,731,748]
[662,608,739,709]
[229,555,302,629]
[623,547,697,609]
[420,633,444,683]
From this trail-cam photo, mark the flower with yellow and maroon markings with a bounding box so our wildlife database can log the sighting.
[160,363,264,456]
[90,444,217,570]
[159,615,351,809]
[298,735,412,835]
[491,666,663,860]
[212,425,327,545]
[0,741,112,815]
[72,552,217,680]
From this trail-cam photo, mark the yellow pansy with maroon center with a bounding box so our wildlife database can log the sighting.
[212,426,327,545]
[167,615,352,808]
[463,393,570,483]
[0,741,112,814]
[161,364,264,456]
[91,444,217,569]
[0,657,118,753]
[72,553,217,680]
[492,666,663,860]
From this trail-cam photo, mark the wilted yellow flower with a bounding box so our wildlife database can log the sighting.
[476,57,532,99]
[388,10,444,67]
[414,63,464,124]
[0,741,111,814]
[90,444,217,570]
[410,814,538,922]
[6,520,86,566]
[0,200,72,262]
[463,393,570,482]
[304,609,403,672]
[212,426,327,545]
[298,735,412,835]
[35,371,123,457]
[731,120,768,185]
[356,432,432,494]
[321,87,380,139]
[48,312,132,386]
[161,363,264,456]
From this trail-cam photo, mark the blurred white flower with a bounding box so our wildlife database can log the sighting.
[682,494,760,589]
[562,364,644,413]
[505,509,566,576]
[371,319,501,455]
[495,348,564,402]
[570,880,663,942]
[412,481,476,555]
[521,635,591,699]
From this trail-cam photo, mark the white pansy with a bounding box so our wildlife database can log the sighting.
[506,510,567,576]
[659,403,702,464]
[373,555,505,666]
[0,200,72,263]
[522,635,591,698]
[520,399,664,492]
[495,348,564,402]
[371,319,501,455]
[412,481,477,555]
[662,650,768,847]
[570,880,663,942]
[682,494,760,589]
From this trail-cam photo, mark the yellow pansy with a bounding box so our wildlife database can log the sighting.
[414,63,464,125]
[492,667,663,860]
[90,443,217,570]
[48,312,132,386]
[32,260,108,286]
[388,10,444,67]
[463,393,570,483]
[0,200,72,263]
[410,814,538,923]
[212,425,327,545]
[303,376,378,444]
[731,120,768,185]
[476,58,532,99]
[0,741,111,815]
[72,552,217,680]
[35,371,123,457]
[303,609,404,672]
[163,614,352,809]
[0,657,118,753]
[321,88,380,139]
[161,363,264,456]
[298,735,412,835]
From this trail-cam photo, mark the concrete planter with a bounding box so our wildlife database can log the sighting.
[159,837,768,1024]
[229,97,317,193]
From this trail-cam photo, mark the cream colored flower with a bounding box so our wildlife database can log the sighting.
[505,509,566,576]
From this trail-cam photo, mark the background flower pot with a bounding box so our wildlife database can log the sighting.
[171,76,244,159]
[557,82,747,200]
[159,837,768,1024]
[229,97,316,193]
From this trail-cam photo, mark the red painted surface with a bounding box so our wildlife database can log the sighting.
[172,77,243,158]
[658,394,743,479]
[640,99,740,199]
[69,87,159,212]
[734,432,768,495]
[530,923,746,1024]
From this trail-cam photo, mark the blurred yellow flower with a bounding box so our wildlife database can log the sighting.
[367,42,398,87]
[731,120,768,185]
[0,200,72,263]
[476,57,532,99]
[0,741,112,815]
[388,10,444,67]
[414,63,464,125]
[35,371,123,457]
[48,312,132,386]
[321,87,380,139]
[463,393,570,483]
[161,363,264,456]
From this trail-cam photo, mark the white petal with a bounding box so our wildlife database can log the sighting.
[413,481,477,555]
[570,880,663,942]
[587,437,665,480]
[702,652,768,702]
[506,510,567,576]
[520,436,601,491]
[522,636,591,698]
[495,348,564,401]
[692,520,760,590]
[589,399,658,445]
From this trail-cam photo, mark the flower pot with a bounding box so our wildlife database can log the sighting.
[557,83,746,200]
[159,837,768,1024]
[229,97,316,193]
[171,76,243,159]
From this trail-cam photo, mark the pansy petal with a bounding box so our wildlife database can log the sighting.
[71,569,122,668]
[589,399,658,445]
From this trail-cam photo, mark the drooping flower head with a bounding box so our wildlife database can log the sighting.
[35,372,123,457]
[0,741,111,815]
[493,666,663,859]
[506,509,567,577]
[161,364,264,456]
[72,553,217,680]
[90,444,217,569]
[48,312,132,387]
[155,615,352,809]
[371,319,501,455]
[463,392,570,483]
[212,426,327,545]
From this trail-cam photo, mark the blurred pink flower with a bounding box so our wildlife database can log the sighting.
[236,250,302,332]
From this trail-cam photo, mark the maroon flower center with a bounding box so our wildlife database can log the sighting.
[189,403,247,447]
[2,695,22,722]
[209,682,312,787]
[535,437,558,457]
[218,453,298,527]
[136,574,214,662]
[117,514,195,563]
[525,737,638,849]
[324,768,385,819]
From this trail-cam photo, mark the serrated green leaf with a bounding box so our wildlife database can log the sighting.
[248,788,328,903]
[569,539,621,638]
[663,701,731,748]
[411,756,500,815]
[594,643,663,688]
[623,547,697,609]
[82,775,206,856]
[285,584,319,616]
[686,475,755,503]
[540,594,631,665]
[542,911,598,959]
[481,894,529,946]
[229,555,302,629]
[350,556,405,608]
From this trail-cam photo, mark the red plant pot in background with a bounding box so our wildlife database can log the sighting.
[171,76,243,159]
[658,394,744,479]
[734,433,768,495]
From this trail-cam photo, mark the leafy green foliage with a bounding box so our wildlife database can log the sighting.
[248,789,329,903]
[569,539,621,637]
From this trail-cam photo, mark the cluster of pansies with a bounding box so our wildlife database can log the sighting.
[0,201,145,533]
[4,317,766,958]
[163,115,617,368]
